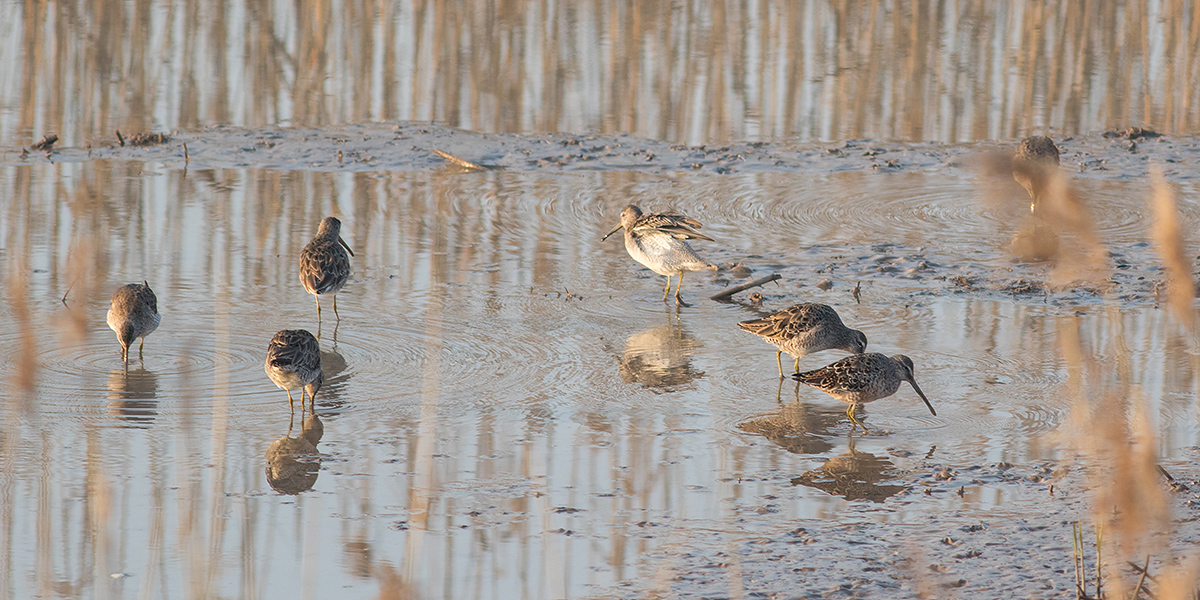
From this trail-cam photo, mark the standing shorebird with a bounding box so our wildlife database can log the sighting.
[264,329,324,411]
[299,216,354,322]
[601,204,717,306]
[791,353,935,432]
[1012,136,1060,212]
[106,282,161,365]
[738,303,868,377]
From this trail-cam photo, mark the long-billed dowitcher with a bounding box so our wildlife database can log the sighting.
[791,353,935,432]
[299,216,354,322]
[1012,136,1060,211]
[106,282,161,364]
[601,204,717,305]
[738,303,867,377]
[264,329,324,411]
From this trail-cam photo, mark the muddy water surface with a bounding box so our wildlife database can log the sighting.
[2,127,1200,599]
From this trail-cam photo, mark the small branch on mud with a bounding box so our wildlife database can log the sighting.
[115,130,125,147]
[433,149,488,171]
[710,273,781,302]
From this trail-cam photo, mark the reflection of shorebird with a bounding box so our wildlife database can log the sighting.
[792,353,935,432]
[737,393,844,455]
[791,437,908,502]
[601,204,716,306]
[1012,135,1060,212]
[265,412,324,494]
[106,282,161,365]
[738,303,867,377]
[299,216,354,322]
[265,329,323,411]
[106,368,159,425]
[616,313,703,389]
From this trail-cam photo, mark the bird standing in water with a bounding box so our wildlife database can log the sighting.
[792,353,935,432]
[264,329,324,412]
[299,216,354,322]
[601,204,717,306]
[106,282,161,365]
[738,303,868,377]
[1012,135,1060,212]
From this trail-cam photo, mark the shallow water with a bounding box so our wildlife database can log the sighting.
[2,129,1200,598]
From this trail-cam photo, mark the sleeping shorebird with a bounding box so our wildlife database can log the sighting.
[738,303,868,377]
[106,282,161,365]
[299,216,354,322]
[264,329,324,411]
[792,353,935,432]
[601,204,717,306]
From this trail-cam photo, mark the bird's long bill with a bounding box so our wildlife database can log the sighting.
[908,379,936,416]
[338,236,355,257]
[600,223,623,242]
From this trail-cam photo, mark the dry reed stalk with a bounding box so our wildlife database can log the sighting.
[1043,171,1109,288]
[1147,166,1197,331]
[58,237,101,341]
[7,256,37,411]
[1059,313,1174,599]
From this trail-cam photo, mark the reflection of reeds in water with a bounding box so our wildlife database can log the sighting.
[9,1,1200,143]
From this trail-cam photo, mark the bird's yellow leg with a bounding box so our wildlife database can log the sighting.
[846,403,868,433]
[315,295,322,322]
[674,273,690,306]
[286,389,295,409]
[662,276,672,301]
[793,356,800,372]
[139,338,146,360]
[775,351,784,378]
[333,294,341,321]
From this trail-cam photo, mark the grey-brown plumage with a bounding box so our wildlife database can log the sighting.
[106,282,161,364]
[601,204,717,305]
[1012,136,1060,211]
[738,303,867,377]
[264,329,324,410]
[299,216,354,321]
[792,353,935,432]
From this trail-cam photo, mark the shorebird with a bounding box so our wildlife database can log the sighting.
[1012,136,1060,212]
[738,303,868,377]
[264,329,324,411]
[299,216,354,322]
[791,353,935,432]
[106,282,161,364]
[601,204,716,306]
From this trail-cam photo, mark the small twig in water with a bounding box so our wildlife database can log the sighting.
[61,276,79,306]
[852,281,862,303]
[433,149,488,171]
[115,130,125,147]
[183,142,190,165]
[709,273,781,302]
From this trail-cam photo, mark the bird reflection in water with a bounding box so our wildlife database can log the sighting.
[790,437,908,503]
[265,409,324,494]
[737,383,844,454]
[615,310,704,390]
[739,383,908,502]
[106,368,159,426]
